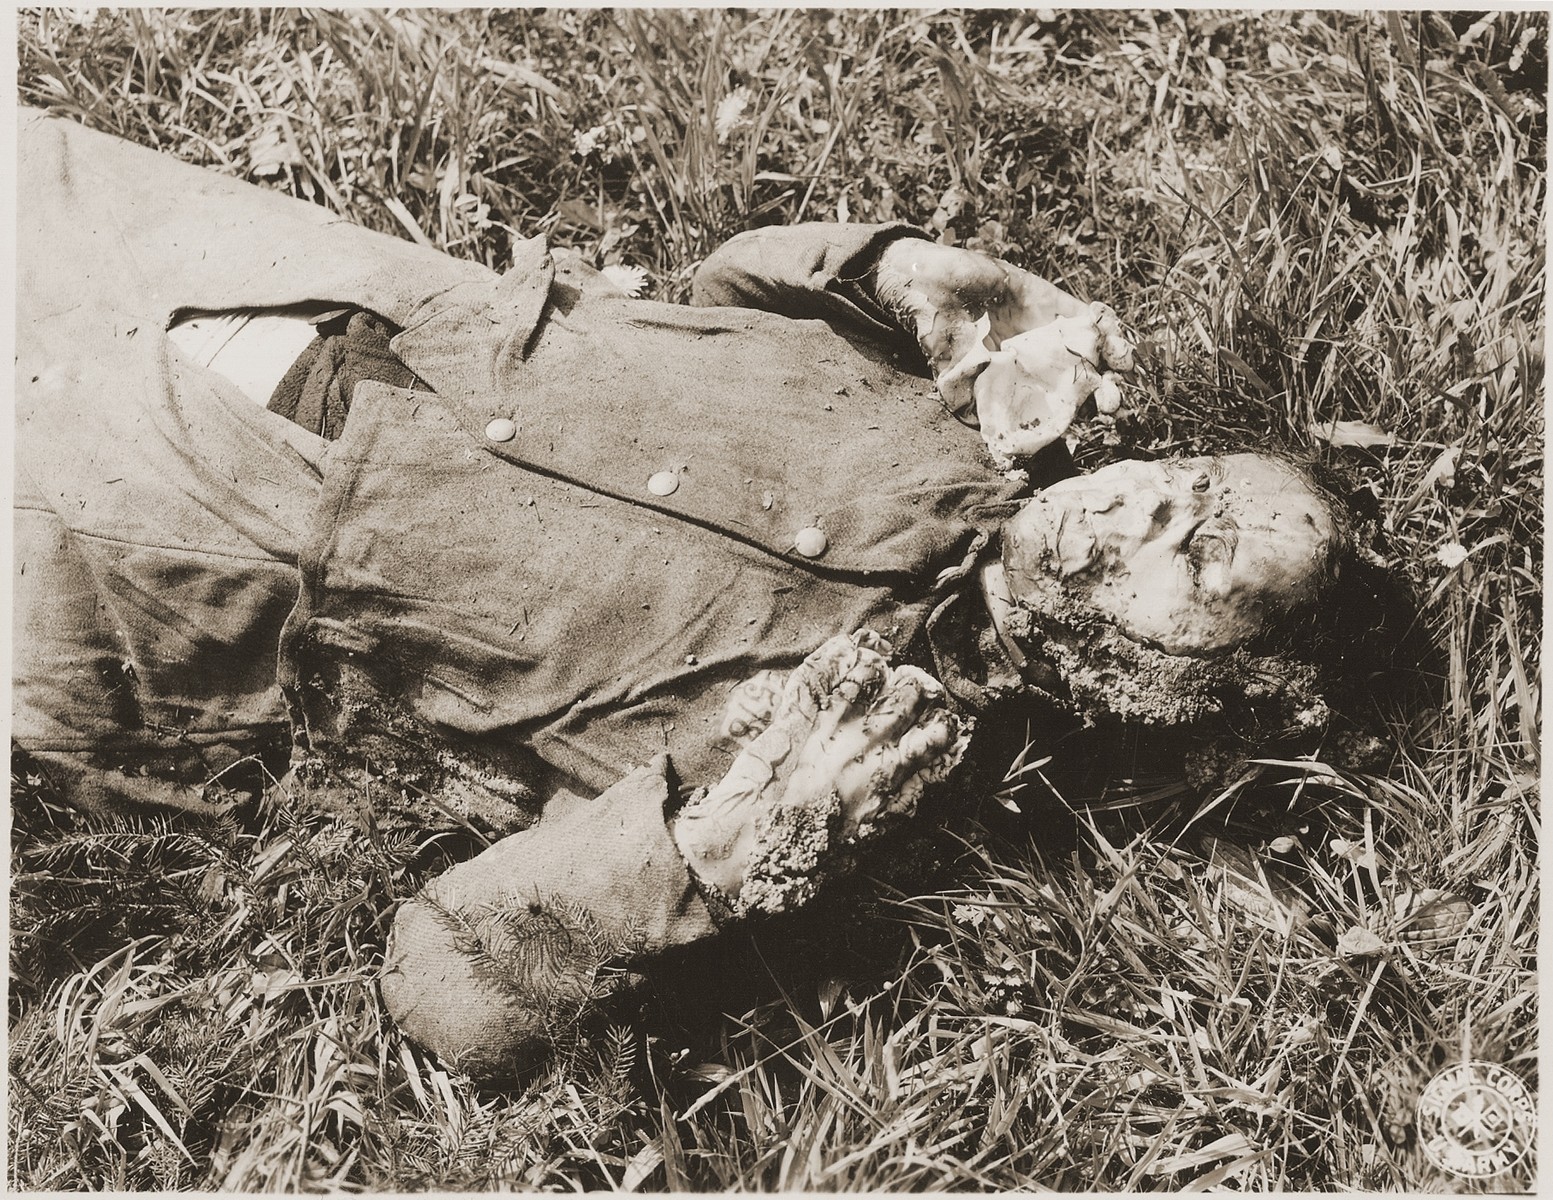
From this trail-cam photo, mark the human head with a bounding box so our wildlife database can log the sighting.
[988,450,1418,743]
[1001,453,1339,656]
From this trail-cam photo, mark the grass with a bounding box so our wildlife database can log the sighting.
[13,7,1543,1191]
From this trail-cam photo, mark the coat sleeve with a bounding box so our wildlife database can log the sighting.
[379,755,722,1080]
[690,222,932,350]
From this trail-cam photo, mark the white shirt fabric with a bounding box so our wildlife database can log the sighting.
[168,306,330,404]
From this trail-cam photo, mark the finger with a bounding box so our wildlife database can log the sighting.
[789,634,888,714]
[1091,302,1135,373]
[788,635,863,699]
[862,675,926,740]
[832,648,889,709]
[1093,373,1123,416]
[850,628,895,658]
[1070,357,1104,405]
[893,708,969,784]
[846,711,963,835]
[862,664,942,740]
[936,340,992,420]
[842,773,911,836]
[878,709,972,824]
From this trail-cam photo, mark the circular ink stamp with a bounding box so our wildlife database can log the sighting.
[1416,1060,1536,1178]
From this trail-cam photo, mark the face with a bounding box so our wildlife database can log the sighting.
[1001,453,1335,654]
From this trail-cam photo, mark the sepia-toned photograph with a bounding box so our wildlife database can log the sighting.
[11,8,1542,1190]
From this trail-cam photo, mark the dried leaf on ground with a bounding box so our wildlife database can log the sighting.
[1201,837,1311,933]
[1310,418,1395,448]
[1336,925,1387,959]
[1391,888,1473,946]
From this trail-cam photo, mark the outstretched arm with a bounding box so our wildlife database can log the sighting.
[693,221,1136,470]
[691,222,932,349]
[380,632,970,1080]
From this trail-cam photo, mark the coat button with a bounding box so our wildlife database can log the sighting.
[647,470,680,496]
[795,526,828,558]
[485,417,517,442]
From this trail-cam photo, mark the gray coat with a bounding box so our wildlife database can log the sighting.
[15,108,1023,818]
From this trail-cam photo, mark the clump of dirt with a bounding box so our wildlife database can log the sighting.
[737,787,846,916]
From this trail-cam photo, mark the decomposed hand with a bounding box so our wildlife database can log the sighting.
[674,631,971,915]
[872,237,1134,468]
